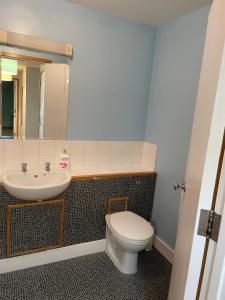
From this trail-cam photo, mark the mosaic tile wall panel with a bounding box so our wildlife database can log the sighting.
[9,202,62,256]
[0,175,156,259]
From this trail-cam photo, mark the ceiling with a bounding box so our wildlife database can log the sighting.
[66,0,211,26]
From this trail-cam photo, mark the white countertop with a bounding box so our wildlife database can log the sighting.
[70,165,154,177]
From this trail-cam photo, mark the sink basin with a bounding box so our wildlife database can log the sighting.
[2,171,71,201]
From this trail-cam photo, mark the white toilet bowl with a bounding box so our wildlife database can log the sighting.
[105,211,154,274]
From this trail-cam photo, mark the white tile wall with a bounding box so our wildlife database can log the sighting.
[69,141,84,155]
[70,155,83,169]
[22,140,39,156]
[4,140,22,171]
[98,142,111,154]
[39,140,55,155]
[84,141,98,154]
[96,154,109,168]
[4,140,22,156]
[142,142,157,170]
[0,140,157,174]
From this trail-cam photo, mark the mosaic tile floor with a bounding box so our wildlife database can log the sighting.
[0,248,172,300]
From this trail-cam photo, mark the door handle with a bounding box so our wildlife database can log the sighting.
[174,182,186,192]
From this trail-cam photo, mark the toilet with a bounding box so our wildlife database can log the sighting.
[105,211,154,274]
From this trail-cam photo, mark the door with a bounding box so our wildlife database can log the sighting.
[168,0,225,298]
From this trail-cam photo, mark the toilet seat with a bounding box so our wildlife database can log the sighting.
[109,211,153,242]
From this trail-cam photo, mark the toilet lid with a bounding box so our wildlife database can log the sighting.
[109,211,153,241]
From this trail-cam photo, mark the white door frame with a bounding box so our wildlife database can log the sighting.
[198,130,225,299]
[207,172,225,299]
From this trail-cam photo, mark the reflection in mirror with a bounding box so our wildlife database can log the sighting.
[0,47,70,140]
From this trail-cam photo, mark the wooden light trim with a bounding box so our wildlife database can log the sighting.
[107,196,128,214]
[6,199,65,258]
[0,29,73,58]
[0,51,52,64]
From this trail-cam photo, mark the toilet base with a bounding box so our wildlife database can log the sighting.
[105,248,138,274]
[105,226,138,274]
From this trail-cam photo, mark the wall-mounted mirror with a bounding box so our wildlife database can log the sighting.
[0,36,71,140]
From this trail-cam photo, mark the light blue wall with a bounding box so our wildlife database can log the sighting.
[0,0,155,140]
[0,0,211,248]
[145,7,210,248]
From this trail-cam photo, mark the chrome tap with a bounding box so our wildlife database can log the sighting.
[21,163,27,173]
[45,162,50,172]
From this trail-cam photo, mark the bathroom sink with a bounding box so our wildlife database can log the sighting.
[1,171,71,201]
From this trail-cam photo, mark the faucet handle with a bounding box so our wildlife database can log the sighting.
[21,163,27,173]
[45,162,50,171]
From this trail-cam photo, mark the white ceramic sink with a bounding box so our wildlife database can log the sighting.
[2,171,71,201]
